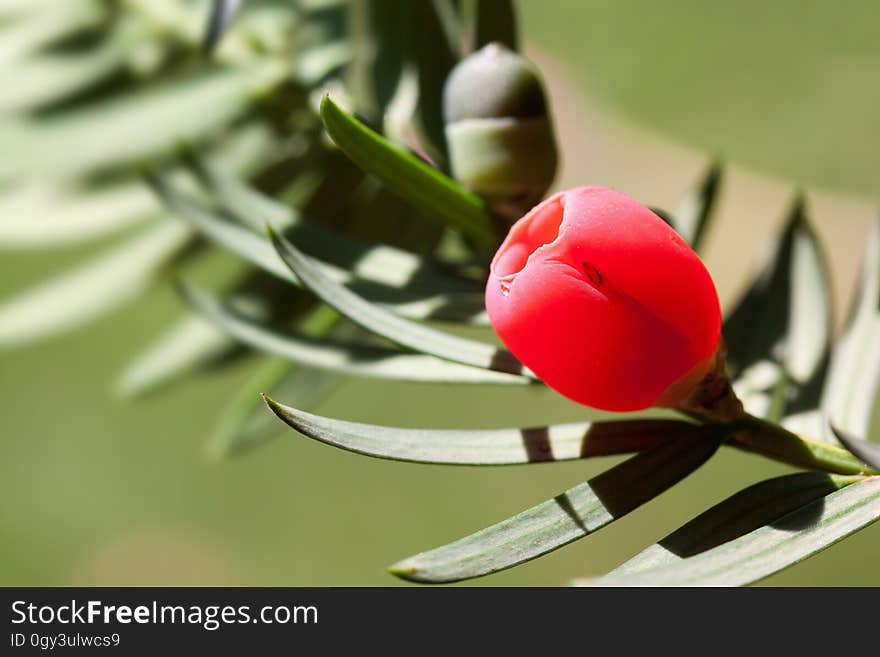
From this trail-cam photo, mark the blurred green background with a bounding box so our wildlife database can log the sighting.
[2,0,878,586]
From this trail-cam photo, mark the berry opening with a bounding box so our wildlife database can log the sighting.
[581,262,603,286]
[492,194,564,279]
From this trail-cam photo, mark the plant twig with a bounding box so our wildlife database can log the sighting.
[725,414,877,476]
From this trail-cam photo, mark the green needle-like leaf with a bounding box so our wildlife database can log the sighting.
[347,0,414,128]
[206,304,343,457]
[409,2,459,161]
[148,171,348,282]
[461,0,519,52]
[725,196,832,421]
[831,425,880,473]
[116,312,233,398]
[0,182,158,249]
[208,358,341,458]
[729,415,871,476]
[589,475,880,587]
[1,62,286,182]
[0,0,103,66]
[203,0,242,53]
[183,153,293,230]
[594,472,858,579]
[821,219,880,442]
[149,171,487,323]
[190,156,486,301]
[118,263,326,398]
[670,161,722,252]
[0,125,274,249]
[265,397,705,465]
[0,32,126,114]
[319,95,496,247]
[295,41,351,87]
[0,220,191,347]
[269,230,530,376]
[388,435,720,583]
[425,0,462,57]
[179,281,530,386]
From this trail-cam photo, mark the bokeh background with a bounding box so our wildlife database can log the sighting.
[2,0,878,586]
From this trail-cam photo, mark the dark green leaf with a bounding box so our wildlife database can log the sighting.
[725,196,832,421]
[670,161,722,251]
[319,95,495,247]
[346,0,413,125]
[387,435,720,583]
[409,1,460,162]
[590,475,880,586]
[831,425,880,473]
[204,0,242,53]
[821,219,880,441]
[269,230,530,376]
[178,281,530,386]
[426,0,462,57]
[265,397,705,465]
[461,0,519,52]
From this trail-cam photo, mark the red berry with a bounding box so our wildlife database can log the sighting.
[485,187,721,412]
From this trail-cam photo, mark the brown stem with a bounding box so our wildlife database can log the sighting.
[663,339,874,475]
[675,339,746,424]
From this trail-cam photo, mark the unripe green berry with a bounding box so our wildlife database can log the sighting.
[443,43,558,219]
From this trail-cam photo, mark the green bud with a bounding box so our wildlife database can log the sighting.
[443,43,558,219]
